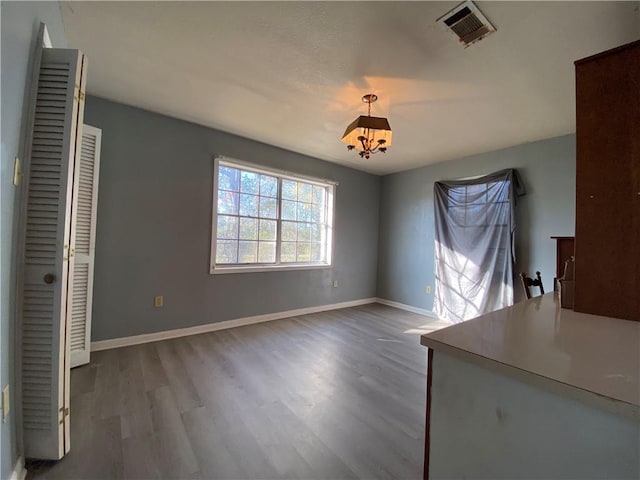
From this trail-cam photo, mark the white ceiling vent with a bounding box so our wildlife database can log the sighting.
[437,1,496,48]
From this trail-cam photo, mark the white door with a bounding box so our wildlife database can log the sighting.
[69,125,101,368]
[20,48,86,460]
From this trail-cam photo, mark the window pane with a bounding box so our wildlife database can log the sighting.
[298,223,311,242]
[310,203,323,223]
[240,171,260,194]
[217,191,239,215]
[488,205,509,226]
[310,243,323,262]
[282,179,297,200]
[449,206,466,225]
[239,218,258,240]
[298,182,313,203]
[281,242,296,262]
[488,181,509,202]
[216,240,238,264]
[448,187,465,206]
[282,200,296,220]
[259,219,276,241]
[310,224,322,243]
[313,185,325,204]
[238,241,257,263]
[282,221,297,241]
[260,175,278,197]
[465,227,485,251]
[467,204,487,226]
[466,184,486,204]
[218,166,239,191]
[217,215,238,239]
[258,242,276,263]
[239,193,259,217]
[297,203,313,222]
[259,196,277,219]
[297,243,311,262]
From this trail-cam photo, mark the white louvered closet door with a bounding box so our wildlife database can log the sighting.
[21,48,86,461]
[69,125,101,369]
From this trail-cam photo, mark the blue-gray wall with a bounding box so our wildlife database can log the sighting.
[84,96,381,341]
[0,2,67,477]
[377,135,576,310]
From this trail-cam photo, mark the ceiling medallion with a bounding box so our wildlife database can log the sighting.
[341,94,392,159]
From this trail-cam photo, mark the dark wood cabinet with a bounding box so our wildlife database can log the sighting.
[574,41,640,321]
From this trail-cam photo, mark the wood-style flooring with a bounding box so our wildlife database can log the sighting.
[27,303,443,479]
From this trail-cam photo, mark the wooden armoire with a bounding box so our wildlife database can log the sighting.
[574,40,640,321]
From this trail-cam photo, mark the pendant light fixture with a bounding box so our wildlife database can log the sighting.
[341,94,392,159]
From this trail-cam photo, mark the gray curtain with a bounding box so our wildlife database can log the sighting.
[433,169,524,323]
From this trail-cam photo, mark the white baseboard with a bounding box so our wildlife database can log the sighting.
[10,457,26,480]
[91,298,377,352]
[375,297,440,318]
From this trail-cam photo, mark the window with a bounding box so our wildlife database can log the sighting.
[447,181,510,228]
[211,157,335,273]
[433,169,520,323]
[446,181,510,285]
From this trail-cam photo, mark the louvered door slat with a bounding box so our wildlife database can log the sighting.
[69,125,101,369]
[69,263,88,351]
[20,47,85,461]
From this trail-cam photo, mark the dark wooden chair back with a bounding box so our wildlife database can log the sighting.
[520,271,544,299]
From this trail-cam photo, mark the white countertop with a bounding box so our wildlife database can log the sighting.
[421,293,640,419]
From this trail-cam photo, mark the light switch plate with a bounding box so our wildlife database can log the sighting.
[154,296,164,308]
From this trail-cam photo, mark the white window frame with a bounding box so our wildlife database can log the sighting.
[210,155,336,274]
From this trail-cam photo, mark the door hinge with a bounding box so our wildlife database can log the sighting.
[74,85,85,102]
[59,407,69,424]
[13,157,21,186]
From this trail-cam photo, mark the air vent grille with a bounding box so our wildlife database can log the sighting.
[438,1,496,48]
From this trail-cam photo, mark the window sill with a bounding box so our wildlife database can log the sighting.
[210,263,333,275]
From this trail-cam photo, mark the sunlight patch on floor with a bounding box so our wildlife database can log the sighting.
[403,319,452,335]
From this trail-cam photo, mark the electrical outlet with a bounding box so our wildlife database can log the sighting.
[2,385,10,422]
[154,295,164,308]
[426,285,432,294]
[333,280,338,288]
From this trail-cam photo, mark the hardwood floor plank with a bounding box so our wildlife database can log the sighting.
[256,399,360,480]
[156,340,203,413]
[121,432,164,479]
[181,406,246,479]
[148,385,200,478]
[118,345,154,439]
[69,363,97,397]
[139,341,169,392]
[92,348,124,420]
[28,304,439,480]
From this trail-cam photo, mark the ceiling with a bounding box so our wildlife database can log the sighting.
[60,1,640,175]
